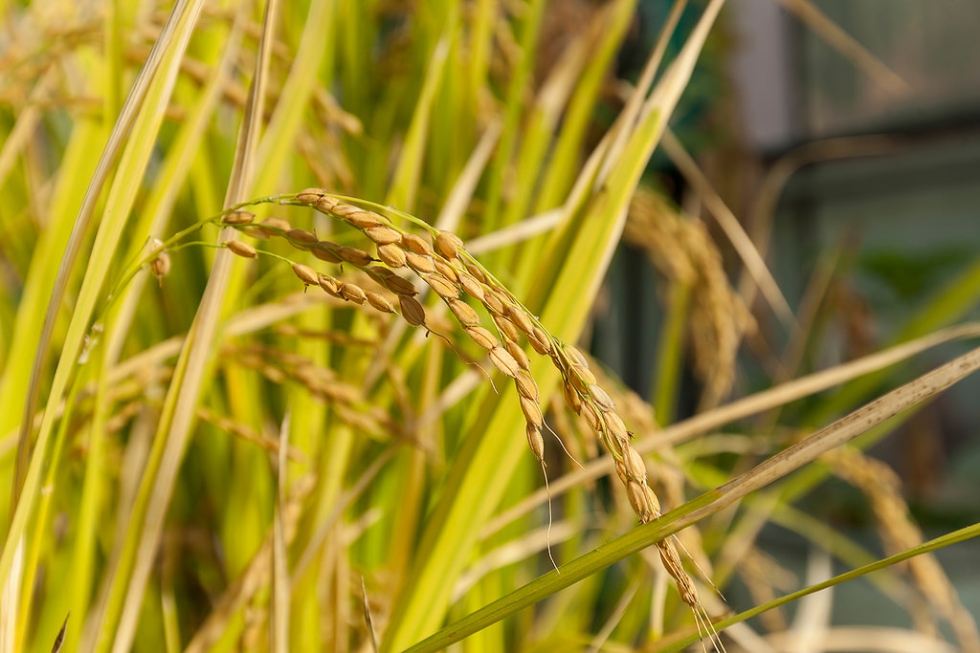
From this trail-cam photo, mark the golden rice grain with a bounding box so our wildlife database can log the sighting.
[627,480,655,522]
[365,225,402,245]
[526,424,545,461]
[338,283,367,304]
[493,315,519,342]
[564,344,589,368]
[504,340,530,371]
[382,274,417,296]
[377,243,407,268]
[401,233,433,256]
[435,230,463,259]
[225,240,258,258]
[568,369,592,395]
[581,403,602,432]
[433,258,458,282]
[622,445,646,481]
[562,383,582,415]
[465,325,498,350]
[318,274,340,296]
[603,411,629,440]
[286,228,318,250]
[223,210,255,225]
[366,291,396,314]
[447,298,480,325]
[589,384,616,412]
[263,365,286,383]
[488,346,520,377]
[332,204,358,217]
[344,210,383,229]
[311,242,343,263]
[295,187,325,204]
[425,274,459,299]
[257,217,291,237]
[506,306,534,335]
[514,371,538,400]
[482,291,506,315]
[338,246,374,266]
[405,251,436,274]
[458,273,486,301]
[292,263,319,287]
[463,259,487,283]
[528,327,552,355]
[399,295,426,326]
[315,196,339,213]
[519,395,543,428]
[150,250,171,282]
[615,460,629,487]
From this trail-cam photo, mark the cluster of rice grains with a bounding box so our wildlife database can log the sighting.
[218,189,719,646]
